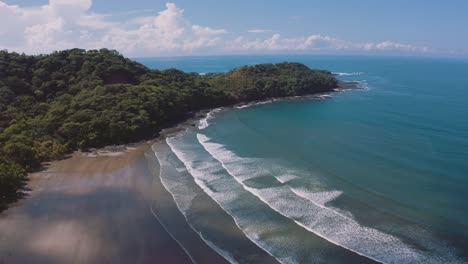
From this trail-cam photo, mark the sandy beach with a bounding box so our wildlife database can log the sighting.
[0,144,227,264]
[0,83,364,264]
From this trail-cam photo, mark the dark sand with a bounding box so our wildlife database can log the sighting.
[0,145,227,264]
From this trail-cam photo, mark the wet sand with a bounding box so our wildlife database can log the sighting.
[0,145,226,264]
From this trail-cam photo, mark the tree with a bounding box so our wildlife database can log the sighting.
[0,161,27,201]
[2,141,38,169]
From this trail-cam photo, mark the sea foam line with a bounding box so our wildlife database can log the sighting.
[149,206,199,264]
[235,100,275,109]
[148,147,199,264]
[153,144,239,264]
[196,133,463,264]
[333,72,364,76]
[198,108,222,130]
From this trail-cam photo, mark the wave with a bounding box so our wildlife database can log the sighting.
[290,188,343,207]
[166,135,353,264]
[333,71,369,90]
[357,80,369,90]
[198,108,222,130]
[275,174,299,184]
[235,94,338,110]
[154,143,241,264]
[333,72,364,76]
[165,136,292,263]
[203,238,239,264]
[235,100,275,109]
[197,133,463,264]
[318,94,332,99]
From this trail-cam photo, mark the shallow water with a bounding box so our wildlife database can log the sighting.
[140,55,468,263]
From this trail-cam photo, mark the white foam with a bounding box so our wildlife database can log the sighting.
[275,174,299,184]
[318,94,332,99]
[197,133,464,264]
[256,100,274,105]
[333,72,364,76]
[198,118,209,130]
[202,236,239,264]
[155,146,198,213]
[154,144,243,263]
[166,136,325,264]
[235,100,275,110]
[198,108,222,130]
[291,188,343,207]
[235,104,250,109]
[357,80,369,90]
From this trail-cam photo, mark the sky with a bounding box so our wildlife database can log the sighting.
[1,0,467,57]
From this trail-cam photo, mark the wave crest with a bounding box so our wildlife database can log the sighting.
[196,133,463,264]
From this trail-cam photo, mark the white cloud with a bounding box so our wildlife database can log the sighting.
[97,3,226,55]
[0,1,227,55]
[362,41,430,53]
[0,1,441,56]
[192,25,226,36]
[0,0,111,53]
[228,34,346,52]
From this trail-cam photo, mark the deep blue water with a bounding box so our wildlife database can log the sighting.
[139,55,468,263]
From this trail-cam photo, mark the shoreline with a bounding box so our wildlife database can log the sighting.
[156,80,362,140]
[0,80,360,264]
[62,80,361,171]
[14,80,360,165]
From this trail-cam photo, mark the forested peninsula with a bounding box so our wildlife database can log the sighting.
[0,49,338,209]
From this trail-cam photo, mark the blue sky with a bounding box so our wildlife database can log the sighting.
[1,0,467,57]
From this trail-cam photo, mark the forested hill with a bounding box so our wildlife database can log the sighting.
[0,49,338,207]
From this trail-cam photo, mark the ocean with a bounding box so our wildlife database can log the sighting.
[136,55,468,263]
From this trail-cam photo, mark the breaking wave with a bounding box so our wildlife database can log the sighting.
[196,133,463,264]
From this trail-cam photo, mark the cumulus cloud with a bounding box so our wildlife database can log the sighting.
[0,1,226,55]
[0,0,437,56]
[0,0,111,53]
[97,3,226,55]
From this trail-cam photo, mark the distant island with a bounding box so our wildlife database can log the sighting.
[0,49,340,209]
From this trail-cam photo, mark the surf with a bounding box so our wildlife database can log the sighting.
[165,133,378,264]
[196,133,463,264]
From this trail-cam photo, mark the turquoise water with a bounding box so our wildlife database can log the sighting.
[138,55,468,263]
